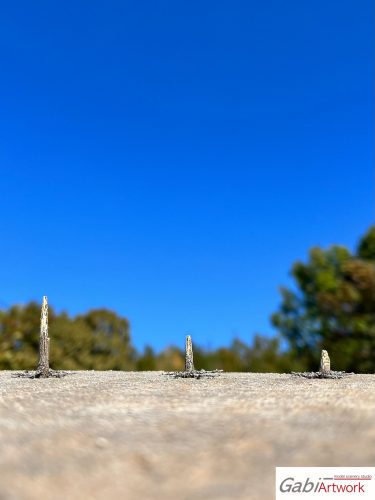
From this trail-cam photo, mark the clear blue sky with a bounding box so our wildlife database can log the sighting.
[1,1,373,351]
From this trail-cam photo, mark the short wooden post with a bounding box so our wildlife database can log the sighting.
[319,349,330,374]
[37,296,50,377]
[185,335,194,372]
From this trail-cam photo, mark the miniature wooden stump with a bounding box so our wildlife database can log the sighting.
[292,349,353,379]
[37,295,50,377]
[319,349,330,374]
[185,335,194,372]
[14,295,67,378]
[164,335,223,379]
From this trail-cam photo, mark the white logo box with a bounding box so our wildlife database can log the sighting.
[276,467,375,500]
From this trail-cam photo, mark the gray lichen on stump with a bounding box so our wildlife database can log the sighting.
[292,349,353,379]
[165,335,223,379]
[13,295,67,379]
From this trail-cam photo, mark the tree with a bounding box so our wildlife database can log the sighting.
[0,302,40,369]
[358,226,375,261]
[0,304,136,370]
[271,226,375,372]
[136,345,157,370]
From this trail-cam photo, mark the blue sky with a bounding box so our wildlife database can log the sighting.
[0,1,373,351]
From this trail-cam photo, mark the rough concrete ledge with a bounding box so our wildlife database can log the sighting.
[0,371,374,500]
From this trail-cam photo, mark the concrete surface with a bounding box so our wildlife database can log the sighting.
[0,371,374,500]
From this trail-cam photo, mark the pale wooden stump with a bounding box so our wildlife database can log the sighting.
[13,295,67,379]
[165,335,222,379]
[319,349,331,374]
[185,335,194,373]
[37,295,50,377]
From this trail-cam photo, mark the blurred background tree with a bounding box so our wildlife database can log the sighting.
[272,226,375,372]
[0,305,137,370]
[0,302,41,369]
[1,226,374,373]
[0,304,291,372]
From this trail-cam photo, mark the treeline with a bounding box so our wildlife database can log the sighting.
[0,302,294,372]
[1,226,374,373]
[0,307,135,371]
[272,225,375,373]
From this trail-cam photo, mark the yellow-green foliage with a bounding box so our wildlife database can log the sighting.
[0,305,136,371]
[1,226,374,373]
[272,226,375,372]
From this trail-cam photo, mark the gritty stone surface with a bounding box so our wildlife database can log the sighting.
[13,369,68,379]
[291,370,353,379]
[0,371,374,500]
[164,369,223,379]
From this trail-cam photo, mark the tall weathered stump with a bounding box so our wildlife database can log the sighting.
[13,296,67,378]
[185,335,194,373]
[165,334,222,378]
[37,295,50,377]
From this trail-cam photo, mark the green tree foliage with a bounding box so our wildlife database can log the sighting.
[272,226,375,372]
[0,302,40,369]
[0,305,136,370]
[134,335,294,372]
[2,227,373,373]
[136,345,158,371]
[358,226,375,261]
[0,300,291,372]
[190,336,293,372]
